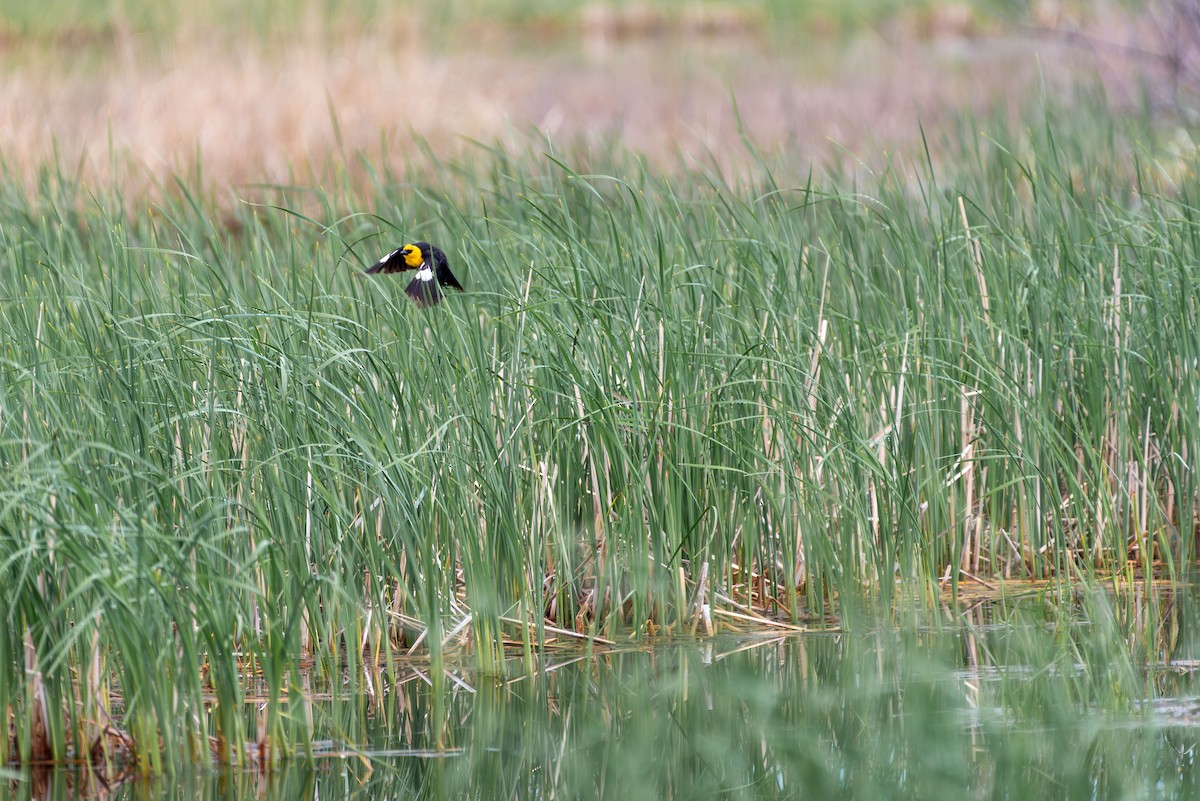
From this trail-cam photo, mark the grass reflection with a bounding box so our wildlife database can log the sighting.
[9,605,1200,799]
[335,603,1200,798]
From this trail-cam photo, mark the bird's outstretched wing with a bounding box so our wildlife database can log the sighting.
[364,247,409,274]
[430,248,464,290]
[436,263,464,290]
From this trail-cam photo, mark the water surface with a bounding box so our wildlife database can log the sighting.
[13,600,1200,800]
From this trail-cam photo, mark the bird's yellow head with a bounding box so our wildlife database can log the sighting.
[399,244,426,269]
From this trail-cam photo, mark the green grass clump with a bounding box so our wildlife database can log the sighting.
[0,98,1197,767]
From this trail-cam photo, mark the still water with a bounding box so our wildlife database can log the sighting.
[11,600,1200,800]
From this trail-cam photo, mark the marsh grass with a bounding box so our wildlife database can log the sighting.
[1,96,1198,768]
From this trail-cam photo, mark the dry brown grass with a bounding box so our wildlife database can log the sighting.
[1,31,510,196]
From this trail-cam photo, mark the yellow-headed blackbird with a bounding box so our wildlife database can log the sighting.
[365,242,463,307]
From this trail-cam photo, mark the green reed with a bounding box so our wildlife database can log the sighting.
[1,96,1197,767]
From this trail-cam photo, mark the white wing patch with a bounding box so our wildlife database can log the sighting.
[416,266,434,281]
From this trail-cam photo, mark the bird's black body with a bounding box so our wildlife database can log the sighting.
[364,241,463,308]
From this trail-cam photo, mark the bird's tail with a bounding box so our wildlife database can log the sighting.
[406,278,445,307]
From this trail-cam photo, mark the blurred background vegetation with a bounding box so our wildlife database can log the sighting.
[1,0,1195,194]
